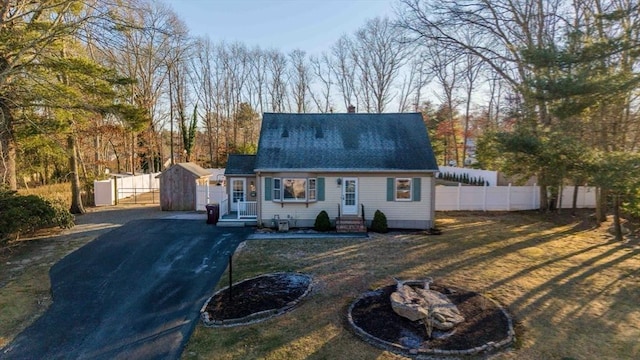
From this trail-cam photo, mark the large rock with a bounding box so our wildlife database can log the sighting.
[390,284,465,331]
[415,287,465,330]
[390,285,429,321]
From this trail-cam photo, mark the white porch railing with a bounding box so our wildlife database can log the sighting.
[238,201,257,219]
[219,198,229,220]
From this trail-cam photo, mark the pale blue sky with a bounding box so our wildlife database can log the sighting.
[164,0,396,54]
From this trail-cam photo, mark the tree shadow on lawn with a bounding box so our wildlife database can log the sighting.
[329,213,639,357]
[192,211,638,359]
[358,213,596,285]
[508,264,640,359]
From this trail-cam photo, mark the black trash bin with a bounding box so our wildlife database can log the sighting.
[205,203,219,225]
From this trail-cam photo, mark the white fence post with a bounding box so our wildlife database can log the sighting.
[507,184,511,211]
[457,183,462,211]
[483,182,487,211]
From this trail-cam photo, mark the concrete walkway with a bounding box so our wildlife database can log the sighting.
[1,219,252,360]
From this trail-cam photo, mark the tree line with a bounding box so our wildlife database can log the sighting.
[1,0,639,239]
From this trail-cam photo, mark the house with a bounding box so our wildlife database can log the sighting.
[221,112,439,230]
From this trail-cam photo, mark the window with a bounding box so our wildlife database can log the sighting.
[273,178,281,200]
[272,177,317,202]
[283,178,306,201]
[308,179,317,201]
[396,178,412,201]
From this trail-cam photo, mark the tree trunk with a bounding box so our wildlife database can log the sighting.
[0,98,18,190]
[571,183,579,216]
[612,195,623,241]
[594,187,609,225]
[539,183,549,211]
[68,134,85,214]
[595,187,608,223]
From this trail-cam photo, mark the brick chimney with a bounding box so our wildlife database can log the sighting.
[347,104,356,113]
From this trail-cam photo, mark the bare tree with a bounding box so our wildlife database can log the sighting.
[288,49,311,113]
[429,43,463,165]
[100,0,188,172]
[191,36,218,166]
[331,35,359,111]
[248,46,268,115]
[397,55,432,112]
[351,17,408,113]
[308,53,334,113]
[266,49,289,112]
[460,36,485,166]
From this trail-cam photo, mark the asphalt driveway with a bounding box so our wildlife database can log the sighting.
[1,219,252,360]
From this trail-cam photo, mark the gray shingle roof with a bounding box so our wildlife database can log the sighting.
[254,113,438,172]
[225,154,256,175]
[157,162,211,178]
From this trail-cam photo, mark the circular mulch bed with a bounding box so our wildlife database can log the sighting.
[348,280,515,358]
[200,272,312,327]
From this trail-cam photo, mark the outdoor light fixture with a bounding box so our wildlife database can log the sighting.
[337,178,342,185]
[215,174,225,186]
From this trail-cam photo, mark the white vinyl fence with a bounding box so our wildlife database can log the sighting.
[436,184,596,211]
[94,173,160,206]
[195,183,227,211]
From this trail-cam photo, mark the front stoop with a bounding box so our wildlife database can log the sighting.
[216,219,257,227]
[336,216,367,233]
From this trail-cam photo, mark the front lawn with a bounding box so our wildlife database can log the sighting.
[184,211,640,360]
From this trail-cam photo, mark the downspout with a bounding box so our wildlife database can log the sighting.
[256,171,262,227]
[430,173,436,229]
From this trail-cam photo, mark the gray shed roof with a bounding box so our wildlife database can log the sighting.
[254,113,438,172]
[157,162,211,178]
[225,154,256,175]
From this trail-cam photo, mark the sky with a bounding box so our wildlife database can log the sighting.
[163,0,397,54]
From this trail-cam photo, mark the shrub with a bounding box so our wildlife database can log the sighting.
[314,210,332,232]
[370,210,388,233]
[0,187,74,245]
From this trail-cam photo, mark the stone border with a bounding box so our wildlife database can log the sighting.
[347,280,515,359]
[200,272,313,328]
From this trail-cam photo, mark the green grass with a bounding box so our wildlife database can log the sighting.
[183,212,640,360]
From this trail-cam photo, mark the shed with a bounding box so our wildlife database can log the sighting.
[157,163,211,211]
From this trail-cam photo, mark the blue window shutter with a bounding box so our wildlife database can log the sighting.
[413,178,421,201]
[387,178,394,201]
[264,177,272,201]
[318,178,325,201]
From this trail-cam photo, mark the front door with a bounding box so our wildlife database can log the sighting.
[230,178,245,212]
[342,177,358,215]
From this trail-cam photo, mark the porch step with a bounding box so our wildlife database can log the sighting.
[217,220,257,227]
[336,216,367,233]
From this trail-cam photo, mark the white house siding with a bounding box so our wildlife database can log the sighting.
[358,175,434,229]
[259,173,435,229]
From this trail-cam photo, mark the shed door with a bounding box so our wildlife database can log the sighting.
[342,177,358,215]
[230,178,245,212]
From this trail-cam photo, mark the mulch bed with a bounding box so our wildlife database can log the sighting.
[201,272,312,326]
[201,274,514,356]
[348,281,515,356]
